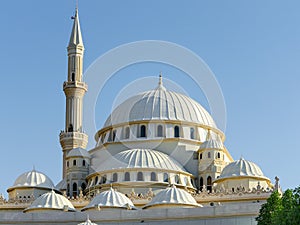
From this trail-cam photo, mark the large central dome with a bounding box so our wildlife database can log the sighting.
[104,80,217,129]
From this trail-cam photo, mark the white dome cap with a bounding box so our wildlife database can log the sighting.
[66,147,91,158]
[11,169,54,189]
[103,83,216,129]
[200,138,224,150]
[82,188,135,211]
[24,190,76,212]
[143,185,201,209]
[94,149,186,173]
[78,217,98,225]
[216,157,269,180]
[56,178,67,190]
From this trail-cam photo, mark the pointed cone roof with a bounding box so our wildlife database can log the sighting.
[69,8,83,48]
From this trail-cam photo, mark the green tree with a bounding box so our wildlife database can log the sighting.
[256,186,300,225]
[256,191,282,225]
[280,189,296,225]
[292,186,300,224]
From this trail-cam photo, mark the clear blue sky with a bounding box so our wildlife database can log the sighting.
[0,1,299,196]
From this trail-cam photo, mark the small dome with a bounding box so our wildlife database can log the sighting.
[56,178,67,190]
[24,190,75,212]
[11,169,54,189]
[82,188,135,211]
[216,157,268,180]
[143,185,201,209]
[66,147,90,158]
[78,217,98,225]
[199,138,224,150]
[94,149,186,173]
[103,84,216,129]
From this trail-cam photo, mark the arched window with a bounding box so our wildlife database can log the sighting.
[100,175,107,184]
[163,173,169,182]
[112,173,118,182]
[68,124,73,132]
[124,172,130,181]
[108,130,112,142]
[175,175,180,184]
[67,184,70,196]
[82,160,86,167]
[150,172,157,181]
[208,152,211,158]
[101,133,105,143]
[157,125,163,137]
[174,126,180,138]
[73,160,76,166]
[71,73,75,81]
[140,125,146,137]
[207,176,212,192]
[200,177,204,191]
[124,127,130,139]
[190,128,195,139]
[137,172,144,181]
[67,161,69,167]
[81,183,86,191]
[95,176,99,185]
[200,153,202,160]
[184,177,188,185]
[217,152,221,159]
[112,130,116,141]
[72,183,77,197]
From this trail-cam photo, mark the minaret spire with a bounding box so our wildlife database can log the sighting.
[60,8,88,179]
[69,8,83,48]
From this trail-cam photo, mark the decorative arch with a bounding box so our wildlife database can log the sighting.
[72,182,77,197]
[137,172,144,181]
[174,126,180,137]
[112,173,118,182]
[157,125,163,137]
[150,172,157,181]
[207,176,212,192]
[124,172,130,181]
[140,125,146,137]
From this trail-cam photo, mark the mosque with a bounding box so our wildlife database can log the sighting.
[0,8,281,225]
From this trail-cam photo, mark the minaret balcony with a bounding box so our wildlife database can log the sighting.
[63,81,88,91]
[59,131,88,150]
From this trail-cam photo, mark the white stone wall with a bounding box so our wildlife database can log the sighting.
[0,203,260,225]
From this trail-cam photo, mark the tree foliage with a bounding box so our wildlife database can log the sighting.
[256,186,300,225]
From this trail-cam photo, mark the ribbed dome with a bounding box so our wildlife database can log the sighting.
[78,218,98,225]
[82,188,135,211]
[143,185,201,209]
[200,138,224,150]
[103,82,216,128]
[217,158,268,180]
[24,190,75,212]
[56,178,67,190]
[94,149,186,173]
[12,169,54,189]
[66,147,90,158]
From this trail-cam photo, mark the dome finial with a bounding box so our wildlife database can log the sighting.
[159,72,163,87]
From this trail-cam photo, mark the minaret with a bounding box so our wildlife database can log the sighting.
[59,8,88,179]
